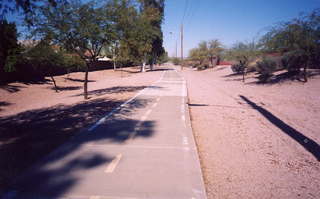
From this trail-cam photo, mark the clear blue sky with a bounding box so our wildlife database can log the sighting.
[162,0,320,57]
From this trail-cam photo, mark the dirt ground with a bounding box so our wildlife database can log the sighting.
[183,66,320,198]
[0,66,162,193]
[0,67,160,117]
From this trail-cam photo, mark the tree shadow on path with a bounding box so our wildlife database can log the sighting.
[0,96,155,198]
[239,95,320,161]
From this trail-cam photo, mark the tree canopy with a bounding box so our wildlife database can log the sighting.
[260,8,320,81]
[26,0,165,97]
[188,39,224,69]
[0,19,20,75]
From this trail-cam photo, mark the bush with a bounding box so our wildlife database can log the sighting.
[231,63,245,74]
[281,50,306,73]
[0,42,86,84]
[256,58,277,82]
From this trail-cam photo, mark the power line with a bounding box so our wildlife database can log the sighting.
[181,0,190,24]
[185,0,200,34]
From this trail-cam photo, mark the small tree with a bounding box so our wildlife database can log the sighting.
[188,39,224,69]
[0,19,20,83]
[24,39,64,92]
[260,9,320,82]
[208,39,223,67]
[139,0,165,70]
[33,0,113,99]
[256,58,277,82]
[189,41,209,67]
[227,41,260,82]
[135,2,162,72]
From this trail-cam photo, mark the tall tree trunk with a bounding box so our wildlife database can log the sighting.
[141,62,146,72]
[242,71,245,82]
[84,63,89,99]
[113,59,116,71]
[65,68,70,82]
[217,56,220,66]
[113,50,116,71]
[150,59,154,71]
[150,55,156,71]
[242,66,246,83]
[50,75,58,92]
[303,64,308,82]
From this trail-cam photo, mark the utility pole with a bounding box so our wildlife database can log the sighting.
[180,24,183,70]
[175,40,178,58]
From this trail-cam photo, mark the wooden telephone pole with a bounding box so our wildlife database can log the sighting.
[180,24,183,70]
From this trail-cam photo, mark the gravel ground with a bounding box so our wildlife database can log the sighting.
[183,66,320,199]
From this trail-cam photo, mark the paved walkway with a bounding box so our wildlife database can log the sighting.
[4,67,207,199]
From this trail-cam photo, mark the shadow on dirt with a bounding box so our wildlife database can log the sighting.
[0,101,11,112]
[0,101,11,107]
[253,71,307,85]
[188,103,209,107]
[0,85,26,93]
[73,86,162,97]
[64,77,96,83]
[19,78,52,85]
[49,86,82,91]
[221,73,243,78]
[240,95,320,161]
[0,97,155,198]
[223,70,320,85]
[147,68,173,72]
[0,78,53,93]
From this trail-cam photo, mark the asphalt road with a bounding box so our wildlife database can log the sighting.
[3,67,207,199]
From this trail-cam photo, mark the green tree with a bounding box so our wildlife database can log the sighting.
[189,46,207,66]
[208,39,223,67]
[260,9,320,82]
[227,41,260,82]
[0,0,62,25]
[188,39,224,69]
[0,20,20,83]
[105,0,165,72]
[24,39,64,92]
[33,0,113,99]
[139,0,165,70]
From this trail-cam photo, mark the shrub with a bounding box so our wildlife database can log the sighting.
[231,63,245,74]
[256,58,277,82]
[197,62,209,70]
[281,50,306,73]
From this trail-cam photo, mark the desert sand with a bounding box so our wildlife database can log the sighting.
[183,65,320,199]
